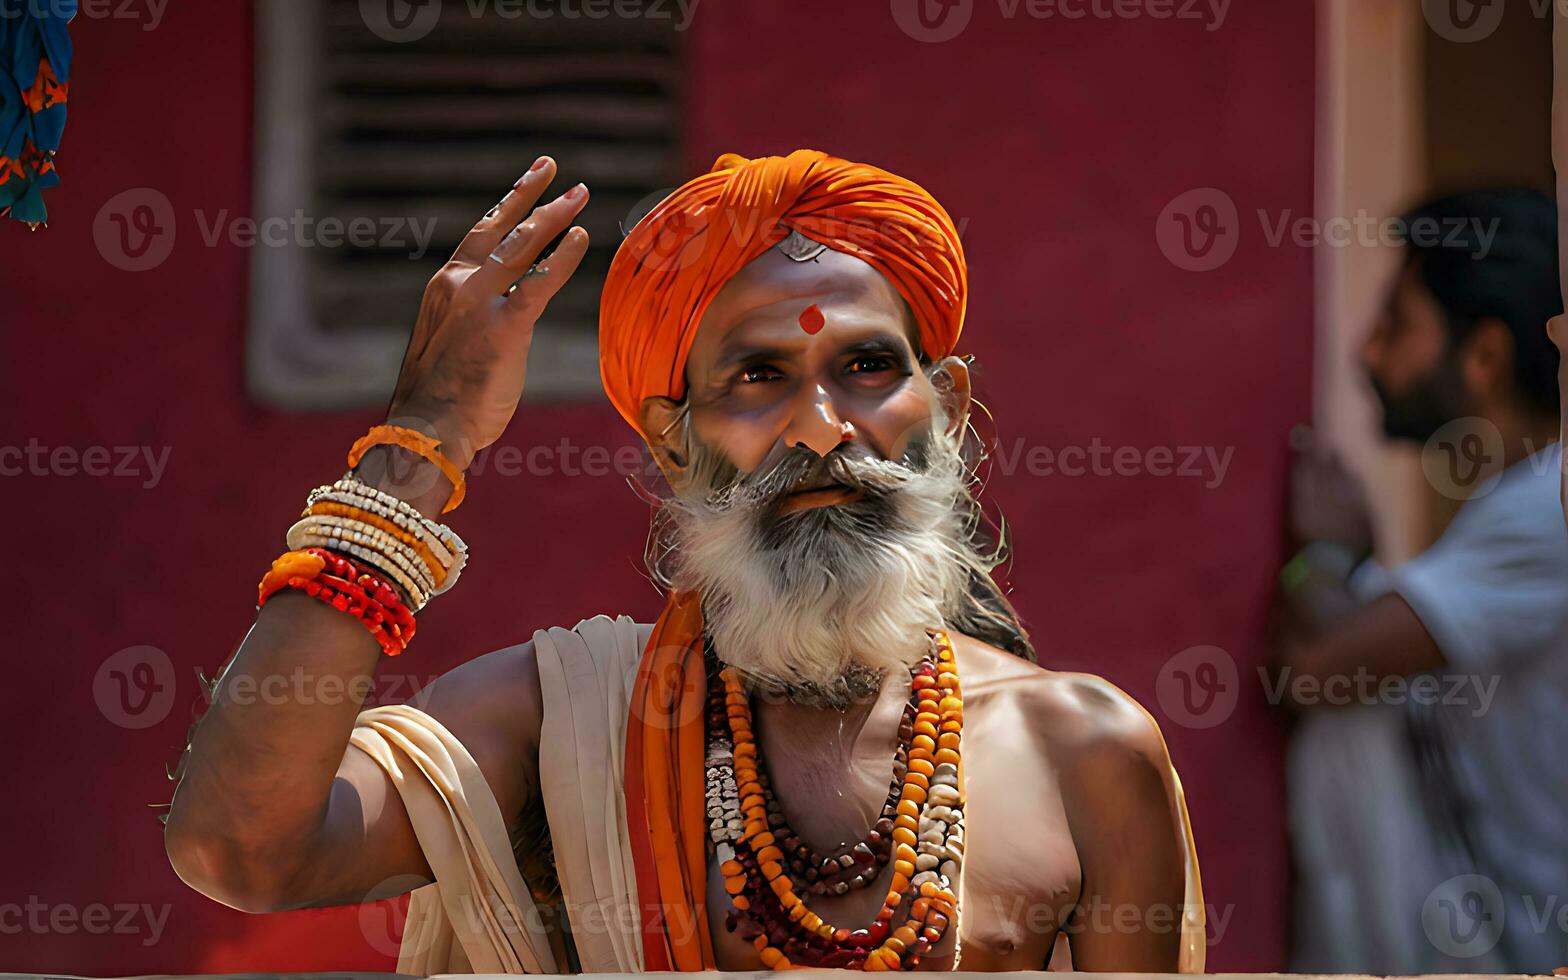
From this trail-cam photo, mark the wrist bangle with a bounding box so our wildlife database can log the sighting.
[287,527,431,610]
[306,487,458,569]
[304,502,449,587]
[256,548,415,656]
[348,424,467,514]
[1280,540,1367,593]
[288,516,436,595]
[311,474,468,593]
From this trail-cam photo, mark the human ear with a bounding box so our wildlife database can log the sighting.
[926,355,973,438]
[1460,318,1515,403]
[639,395,692,487]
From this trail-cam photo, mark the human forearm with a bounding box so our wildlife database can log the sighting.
[1272,594,1447,712]
[1279,565,1364,641]
[165,595,381,907]
[165,453,454,908]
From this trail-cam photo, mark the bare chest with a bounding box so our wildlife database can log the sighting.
[703,703,1083,971]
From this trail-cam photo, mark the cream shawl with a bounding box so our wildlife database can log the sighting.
[349,614,648,976]
[349,614,1207,974]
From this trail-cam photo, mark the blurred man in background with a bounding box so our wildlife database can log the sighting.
[1275,189,1568,973]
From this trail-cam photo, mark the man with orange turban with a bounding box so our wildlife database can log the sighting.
[167,150,1205,974]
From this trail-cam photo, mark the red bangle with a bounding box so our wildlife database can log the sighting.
[293,575,406,656]
[258,547,415,655]
[308,548,416,631]
[318,571,416,644]
[315,549,416,646]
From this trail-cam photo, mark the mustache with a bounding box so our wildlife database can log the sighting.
[707,443,927,512]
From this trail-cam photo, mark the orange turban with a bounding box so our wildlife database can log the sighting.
[598,148,969,439]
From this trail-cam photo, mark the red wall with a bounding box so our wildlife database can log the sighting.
[0,1,1311,972]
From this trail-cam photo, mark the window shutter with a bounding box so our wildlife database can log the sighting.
[249,0,685,408]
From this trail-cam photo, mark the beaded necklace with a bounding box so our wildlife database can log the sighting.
[704,630,964,971]
[759,699,912,896]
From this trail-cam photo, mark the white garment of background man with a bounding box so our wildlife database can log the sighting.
[1287,443,1568,973]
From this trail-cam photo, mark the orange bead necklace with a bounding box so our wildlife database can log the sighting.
[704,630,965,970]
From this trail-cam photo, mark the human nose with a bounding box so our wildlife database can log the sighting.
[1360,327,1383,376]
[783,383,855,458]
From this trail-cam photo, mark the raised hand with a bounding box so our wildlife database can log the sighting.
[386,156,590,472]
[1287,425,1372,556]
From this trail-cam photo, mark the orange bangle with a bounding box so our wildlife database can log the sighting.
[258,549,327,606]
[306,501,448,587]
[347,425,466,514]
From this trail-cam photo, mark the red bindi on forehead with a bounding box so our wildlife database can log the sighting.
[798,303,826,335]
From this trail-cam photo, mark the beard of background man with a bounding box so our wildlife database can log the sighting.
[1369,345,1466,443]
[650,397,986,708]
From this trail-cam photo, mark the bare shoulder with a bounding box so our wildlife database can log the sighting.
[409,618,654,738]
[949,632,1176,785]
[402,639,547,812]
[950,631,1188,909]
[400,617,658,814]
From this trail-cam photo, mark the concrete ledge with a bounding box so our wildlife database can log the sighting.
[3,965,1555,972]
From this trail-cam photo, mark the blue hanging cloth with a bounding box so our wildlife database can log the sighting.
[0,0,76,228]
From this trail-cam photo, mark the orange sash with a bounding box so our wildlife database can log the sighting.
[623,589,717,970]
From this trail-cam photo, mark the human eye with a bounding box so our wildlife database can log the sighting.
[738,362,784,384]
[844,342,914,381]
[847,354,897,374]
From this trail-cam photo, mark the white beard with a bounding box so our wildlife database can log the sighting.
[661,415,973,704]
